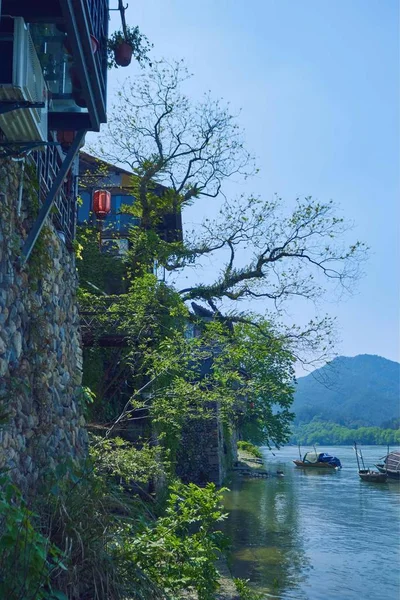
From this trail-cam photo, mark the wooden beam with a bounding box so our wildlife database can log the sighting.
[48,111,92,131]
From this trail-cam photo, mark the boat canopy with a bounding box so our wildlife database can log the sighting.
[384,451,400,472]
[303,452,319,463]
[318,453,342,468]
[303,451,341,468]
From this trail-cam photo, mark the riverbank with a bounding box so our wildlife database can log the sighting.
[179,449,267,600]
[214,449,268,599]
[233,448,269,478]
[179,555,240,600]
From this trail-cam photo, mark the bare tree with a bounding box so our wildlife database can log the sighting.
[177,195,367,306]
[95,59,254,228]
[91,59,368,366]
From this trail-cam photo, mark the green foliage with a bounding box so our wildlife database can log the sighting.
[0,475,67,600]
[90,435,164,485]
[233,578,264,600]
[131,317,296,465]
[237,441,262,458]
[82,346,131,423]
[125,227,184,278]
[28,225,54,290]
[76,226,127,295]
[125,481,228,600]
[40,459,140,600]
[290,419,400,445]
[77,385,96,415]
[77,246,296,458]
[224,322,295,447]
[8,443,229,600]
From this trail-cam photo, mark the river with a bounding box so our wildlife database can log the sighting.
[222,445,400,600]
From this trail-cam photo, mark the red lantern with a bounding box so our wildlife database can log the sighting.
[57,130,76,152]
[93,190,111,220]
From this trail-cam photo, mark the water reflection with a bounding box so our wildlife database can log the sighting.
[222,446,400,600]
[223,469,310,598]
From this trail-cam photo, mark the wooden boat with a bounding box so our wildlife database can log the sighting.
[358,469,387,483]
[375,450,400,480]
[354,442,388,483]
[293,458,338,469]
[293,447,342,469]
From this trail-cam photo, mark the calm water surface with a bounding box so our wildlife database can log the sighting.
[222,446,400,600]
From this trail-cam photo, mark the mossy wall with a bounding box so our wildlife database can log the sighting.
[0,158,87,491]
[175,402,237,486]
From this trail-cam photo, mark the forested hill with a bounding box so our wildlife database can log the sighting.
[292,355,400,427]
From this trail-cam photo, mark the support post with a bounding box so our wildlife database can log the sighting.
[21,129,86,263]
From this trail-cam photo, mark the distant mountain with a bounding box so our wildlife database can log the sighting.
[293,355,400,427]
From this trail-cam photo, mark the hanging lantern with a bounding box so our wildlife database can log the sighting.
[93,190,111,220]
[57,130,76,152]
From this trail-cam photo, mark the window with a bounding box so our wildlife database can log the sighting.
[77,191,140,233]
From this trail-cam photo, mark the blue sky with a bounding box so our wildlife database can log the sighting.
[103,0,399,367]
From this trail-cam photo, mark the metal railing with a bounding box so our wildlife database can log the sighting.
[86,0,109,103]
[30,144,78,247]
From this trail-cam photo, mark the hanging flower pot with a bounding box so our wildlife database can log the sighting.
[114,41,133,67]
[107,26,152,69]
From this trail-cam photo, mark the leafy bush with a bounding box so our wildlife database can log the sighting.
[237,441,262,458]
[0,475,67,600]
[124,481,228,600]
[0,436,231,600]
[40,453,160,600]
[234,578,264,600]
[90,435,165,485]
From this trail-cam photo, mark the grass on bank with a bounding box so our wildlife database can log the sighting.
[0,437,262,600]
[236,441,262,459]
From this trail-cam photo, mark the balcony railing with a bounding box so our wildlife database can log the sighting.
[79,309,129,347]
[86,0,108,102]
[30,144,78,247]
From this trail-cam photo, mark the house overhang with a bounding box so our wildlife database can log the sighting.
[1,0,108,132]
[56,0,107,131]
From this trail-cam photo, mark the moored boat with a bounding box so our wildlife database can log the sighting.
[375,450,400,480]
[293,449,342,469]
[354,442,388,483]
[358,469,387,483]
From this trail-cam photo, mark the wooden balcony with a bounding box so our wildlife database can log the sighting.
[79,309,129,347]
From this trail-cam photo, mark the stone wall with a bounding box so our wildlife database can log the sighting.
[0,158,87,491]
[176,402,237,486]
